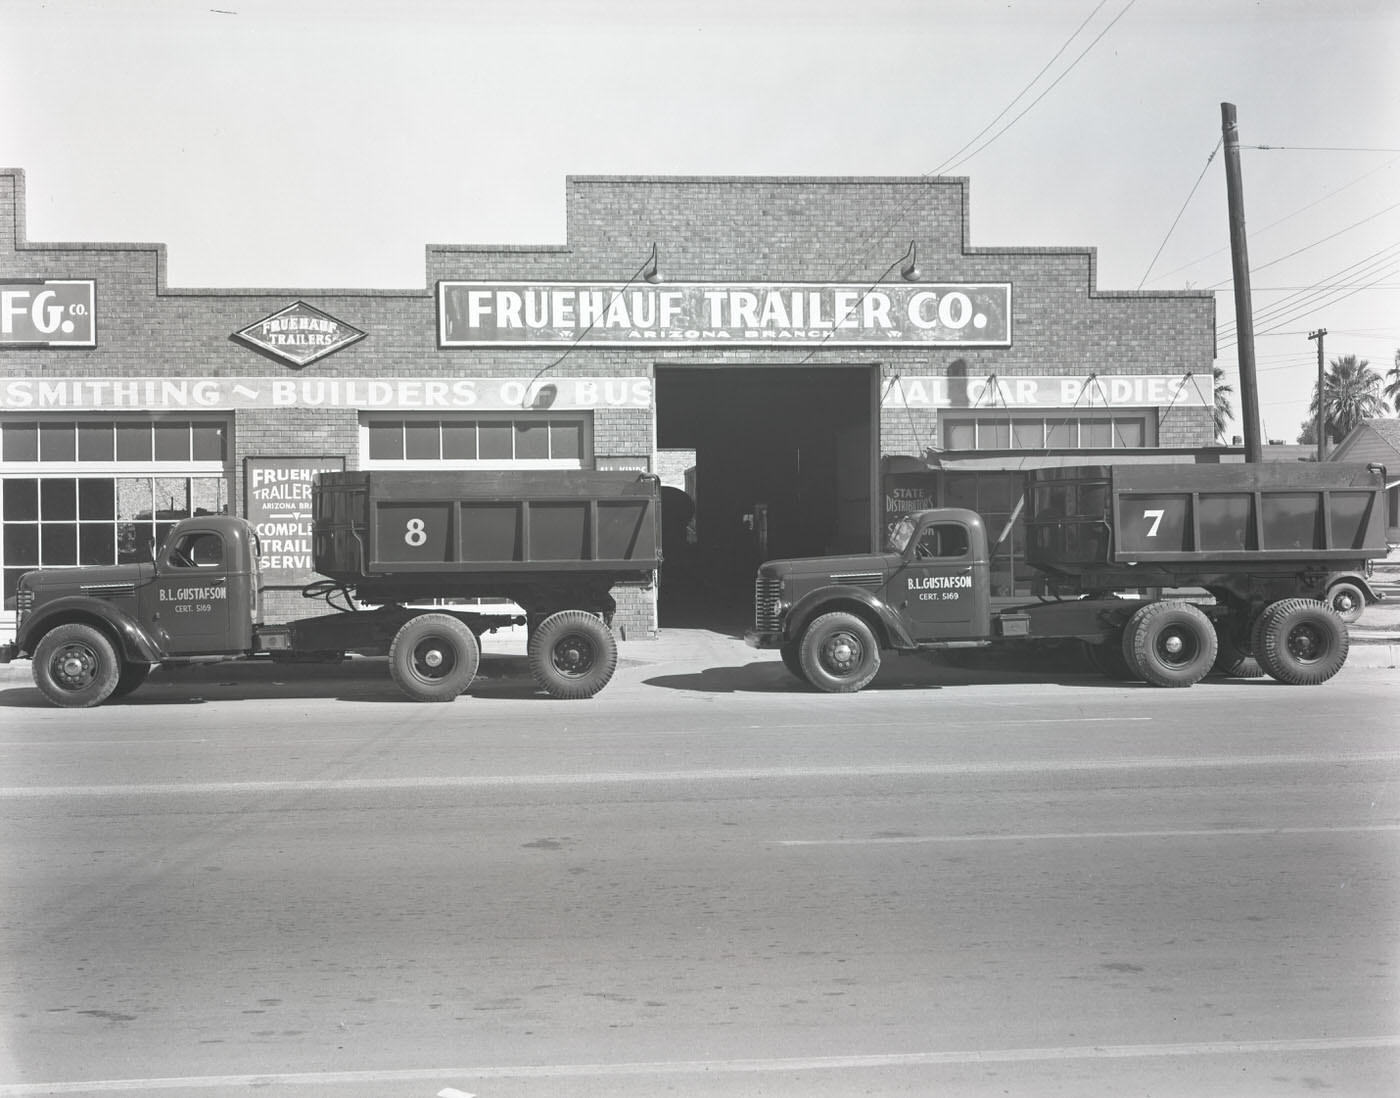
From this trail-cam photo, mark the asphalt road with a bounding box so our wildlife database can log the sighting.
[1,642,1397,1098]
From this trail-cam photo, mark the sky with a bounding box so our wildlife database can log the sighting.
[3,0,1398,445]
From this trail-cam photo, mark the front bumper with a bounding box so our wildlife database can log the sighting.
[745,629,781,649]
[0,642,19,664]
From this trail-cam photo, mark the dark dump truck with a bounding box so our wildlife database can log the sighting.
[746,462,1389,692]
[1,470,660,707]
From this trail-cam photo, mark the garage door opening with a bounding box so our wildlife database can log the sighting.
[654,366,876,629]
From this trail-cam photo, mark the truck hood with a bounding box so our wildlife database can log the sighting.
[760,552,900,578]
[27,562,155,592]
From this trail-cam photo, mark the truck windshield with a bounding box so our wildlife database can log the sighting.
[887,516,918,554]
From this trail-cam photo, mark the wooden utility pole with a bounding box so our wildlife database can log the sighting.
[1309,328,1327,461]
[1221,103,1262,462]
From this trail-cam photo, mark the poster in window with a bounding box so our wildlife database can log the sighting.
[245,456,345,586]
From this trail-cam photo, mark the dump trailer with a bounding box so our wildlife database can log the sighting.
[746,462,1389,692]
[1,470,661,707]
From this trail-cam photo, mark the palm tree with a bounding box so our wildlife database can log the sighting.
[1384,348,1400,412]
[1212,366,1235,441]
[1306,354,1388,446]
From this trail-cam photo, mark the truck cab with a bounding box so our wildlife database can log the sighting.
[145,517,261,655]
[747,507,994,688]
[2,516,262,706]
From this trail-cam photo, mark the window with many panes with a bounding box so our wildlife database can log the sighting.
[362,414,589,468]
[1,418,230,610]
[941,411,1153,451]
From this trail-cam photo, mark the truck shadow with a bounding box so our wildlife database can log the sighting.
[641,651,1280,695]
[0,654,609,707]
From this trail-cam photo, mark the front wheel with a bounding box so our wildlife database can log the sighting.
[1254,598,1349,685]
[32,623,121,708]
[388,614,480,702]
[528,610,618,699]
[798,612,881,693]
[1325,582,1366,624]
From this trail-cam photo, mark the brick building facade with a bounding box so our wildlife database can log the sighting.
[1,168,1216,638]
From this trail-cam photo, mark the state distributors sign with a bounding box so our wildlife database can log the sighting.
[0,280,96,347]
[439,281,1011,347]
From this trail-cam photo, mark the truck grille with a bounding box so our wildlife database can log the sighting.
[754,575,783,632]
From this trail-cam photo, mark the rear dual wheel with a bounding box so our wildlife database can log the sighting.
[527,610,618,699]
[1120,601,1217,688]
[1251,598,1349,685]
[388,614,481,702]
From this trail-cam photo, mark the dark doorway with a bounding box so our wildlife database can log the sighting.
[654,366,875,629]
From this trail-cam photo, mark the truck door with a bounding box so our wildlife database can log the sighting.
[894,519,980,640]
[154,528,235,654]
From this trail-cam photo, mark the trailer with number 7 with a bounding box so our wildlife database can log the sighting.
[745,461,1389,691]
[1,469,661,707]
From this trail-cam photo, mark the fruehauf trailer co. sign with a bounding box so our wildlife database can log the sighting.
[438,281,1011,347]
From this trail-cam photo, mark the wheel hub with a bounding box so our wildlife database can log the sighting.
[553,637,594,676]
[56,647,95,686]
[825,634,859,672]
[1288,625,1323,662]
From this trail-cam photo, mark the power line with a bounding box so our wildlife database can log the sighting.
[1137,139,1221,289]
[1249,145,1400,154]
[1206,205,1400,289]
[828,0,1136,284]
[1144,155,1399,287]
[1217,242,1400,344]
[940,0,1140,174]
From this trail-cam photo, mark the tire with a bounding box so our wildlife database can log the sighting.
[32,623,121,708]
[388,613,480,702]
[779,640,807,683]
[1084,635,1139,680]
[528,610,618,699]
[798,611,881,693]
[1210,618,1263,678]
[1122,601,1217,688]
[1325,581,1366,624]
[1254,598,1349,685]
[109,661,154,700]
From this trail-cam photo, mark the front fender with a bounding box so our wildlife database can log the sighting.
[17,597,163,663]
[784,585,916,650]
[1326,572,1381,602]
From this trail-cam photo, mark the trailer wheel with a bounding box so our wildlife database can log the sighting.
[388,614,480,702]
[1210,620,1263,678]
[1324,581,1366,624]
[32,623,121,708]
[528,610,618,699]
[1254,598,1349,685]
[109,661,153,700]
[799,612,881,693]
[1122,601,1217,688]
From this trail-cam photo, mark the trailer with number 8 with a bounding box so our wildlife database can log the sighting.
[1,469,661,707]
[746,462,1389,691]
